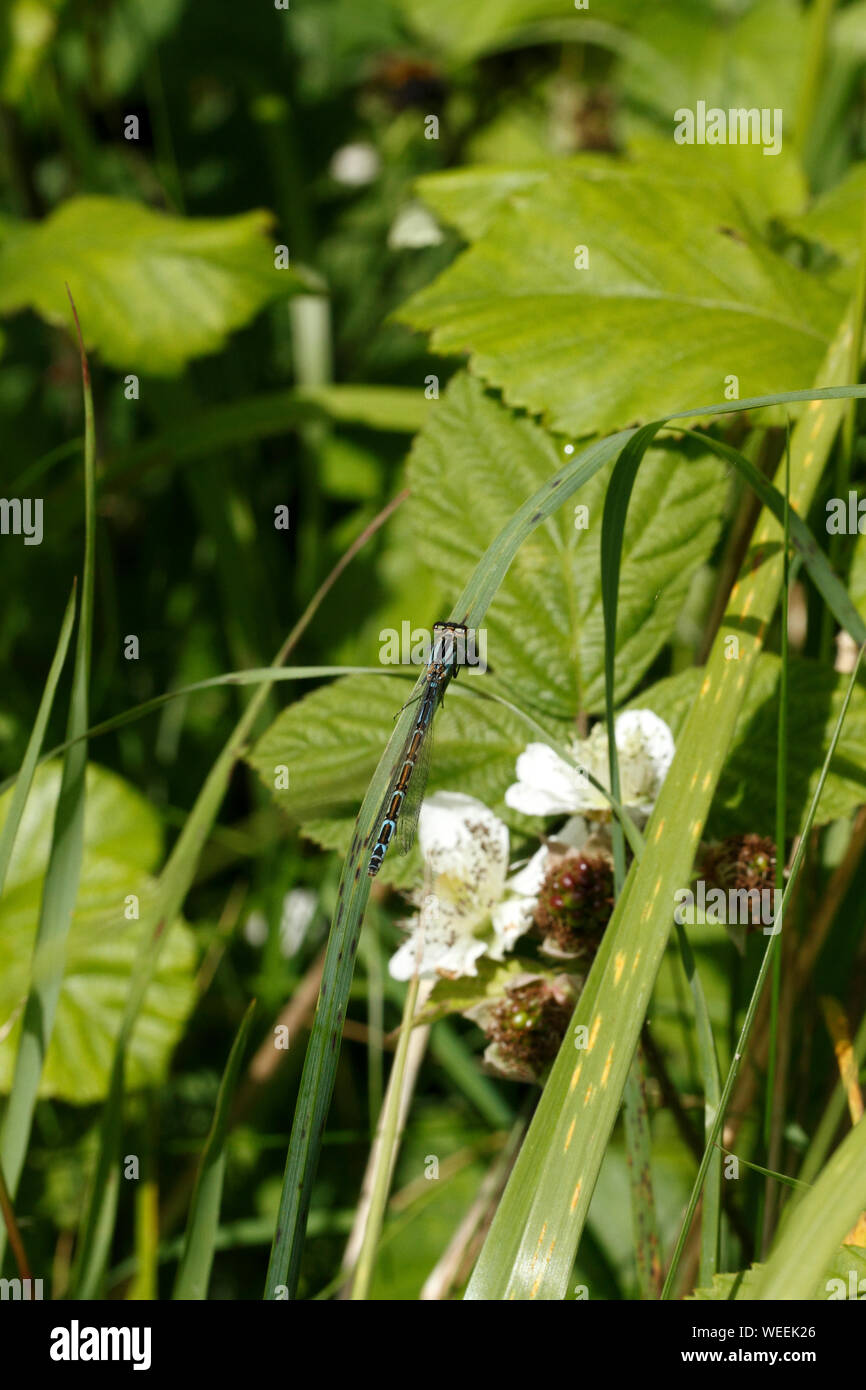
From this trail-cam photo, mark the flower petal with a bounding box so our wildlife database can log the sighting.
[614,709,675,817]
[505,743,596,816]
[418,791,509,916]
[388,907,490,982]
[388,792,511,981]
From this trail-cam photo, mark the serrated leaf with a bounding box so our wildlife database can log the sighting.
[0,763,196,1103]
[249,374,735,875]
[820,1243,866,1298]
[415,165,554,242]
[634,655,866,836]
[686,1263,765,1300]
[420,139,805,250]
[408,373,729,714]
[687,1248,866,1300]
[0,197,305,374]
[402,165,841,436]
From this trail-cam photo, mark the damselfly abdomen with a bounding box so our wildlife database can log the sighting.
[368,621,468,876]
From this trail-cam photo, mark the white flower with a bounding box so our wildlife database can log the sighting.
[388,791,535,982]
[504,709,674,826]
[329,142,381,187]
[387,202,444,250]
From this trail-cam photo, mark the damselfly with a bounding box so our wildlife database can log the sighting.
[368,621,468,876]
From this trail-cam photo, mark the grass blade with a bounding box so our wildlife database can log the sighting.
[173,1000,256,1300]
[349,973,422,1299]
[674,923,723,1287]
[760,426,792,1254]
[0,584,76,896]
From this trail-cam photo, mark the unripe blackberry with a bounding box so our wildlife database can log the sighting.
[534,850,615,959]
[703,834,777,895]
[487,979,573,1076]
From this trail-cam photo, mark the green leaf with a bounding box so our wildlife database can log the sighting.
[0,762,196,1103]
[0,198,306,374]
[620,135,807,230]
[406,373,729,714]
[688,1246,866,1299]
[402,164,842,436]
[414,165,552,242]
[686,1263,766,1301]
[248,373,704,868]
[635,655,866,836]
[851,528,866,617]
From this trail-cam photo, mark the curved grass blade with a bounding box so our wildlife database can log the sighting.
[0,665,387,797]
[173,1000,256,1300]
[719,1150,809,1193]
